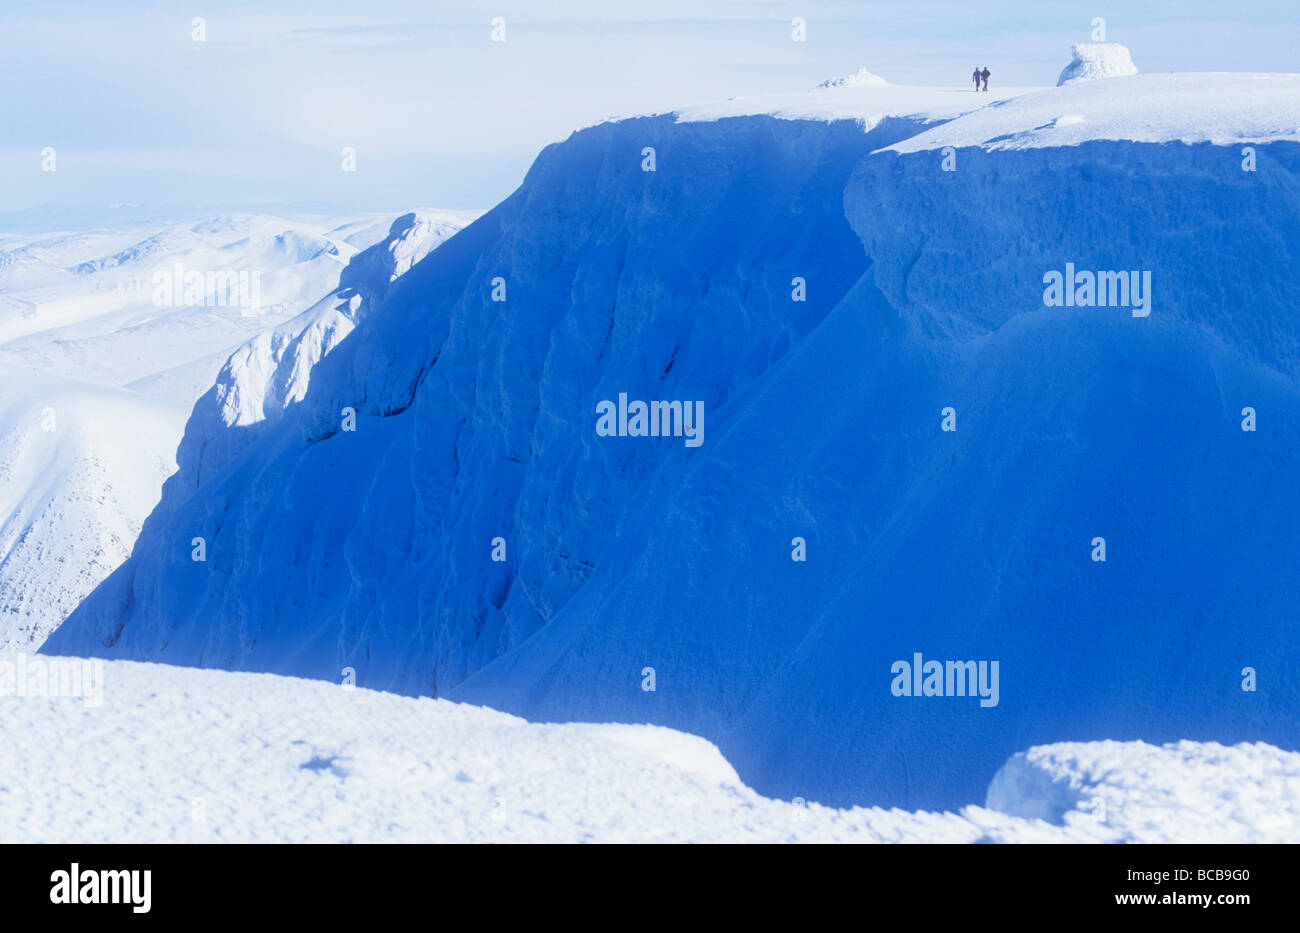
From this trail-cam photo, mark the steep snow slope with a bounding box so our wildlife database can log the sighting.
[175,211,472,492]
[460,85,1300,808]
[4,657,1295,842]
[46,75,1300,810]
[49,113,913,688]
[0,368,186,650]
[0,211,472,651]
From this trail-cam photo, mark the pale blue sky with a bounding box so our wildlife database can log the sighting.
[1,1,1296,218]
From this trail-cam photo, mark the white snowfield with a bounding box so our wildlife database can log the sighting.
[889,73,1300,151]
[674,69,1300,152]
[0,658,1295,844]
[675,82,1044,129]
[0,367,186,651]
[0,210,475,403]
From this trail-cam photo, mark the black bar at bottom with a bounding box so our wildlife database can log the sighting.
[0,843,1282,918]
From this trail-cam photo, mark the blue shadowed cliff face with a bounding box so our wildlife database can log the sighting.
[45,103,1300,809]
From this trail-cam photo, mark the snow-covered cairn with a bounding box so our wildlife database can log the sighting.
[1057,43,1138,86]
[817,66,889,88]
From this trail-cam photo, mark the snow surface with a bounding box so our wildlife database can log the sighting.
[890,73,1300,151]
[1058,43,1139,86]
[675,82,1042,128]
[0,210,475,651]
[0,367,185,651]
[986,740,1300,841]
[42,72,1300,812]
[2,658,1294,843]
[817,66,890,89]
[0,211,474,403]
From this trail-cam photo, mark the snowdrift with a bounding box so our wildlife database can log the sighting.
[818,66,890,89]
[3,658,1295,842]
[45,75,1300,810]
[1057,43,1139,86]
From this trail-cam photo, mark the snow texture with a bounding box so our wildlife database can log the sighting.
[2,658,1295,843]
[890,73,1300,151]
[0,368,185,650]
[1058,43,1139,86]
[817,66,890,89]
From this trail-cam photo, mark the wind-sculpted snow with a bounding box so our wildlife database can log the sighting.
[4,659,1295,842]
[1056,43,1139,86]
[46,78,1300,811]
[889,73,1300,151]
[985,740,1300,841]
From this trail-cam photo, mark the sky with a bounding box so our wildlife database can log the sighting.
[0,0,1296,221]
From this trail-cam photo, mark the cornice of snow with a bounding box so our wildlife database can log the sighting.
[888,72,1300,152]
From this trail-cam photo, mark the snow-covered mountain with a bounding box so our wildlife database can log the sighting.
[0,210,476,650]
[0,368,186,650]
[3,657,1295,842]
[43,73,1300,811]
[0,210,475,404]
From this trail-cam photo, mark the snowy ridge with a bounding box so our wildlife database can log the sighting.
[0,368,186,650]
[0,210,475,652]
[889,73,1300,151]
[181,210,472,490]
[2,659,1294,843]
[674,82,1042,128]
[0,213,363,401]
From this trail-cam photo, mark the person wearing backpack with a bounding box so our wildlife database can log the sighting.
[972,67,981,91]
[981,66,990,91]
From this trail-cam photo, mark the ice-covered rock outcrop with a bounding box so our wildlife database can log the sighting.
[1057,43,1138,86]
